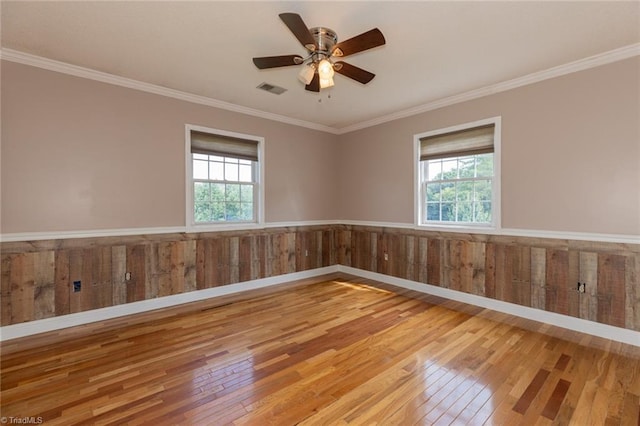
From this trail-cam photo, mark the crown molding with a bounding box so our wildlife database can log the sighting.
[1,43,638,136]
[0,48,339,135]
[335,43,640,134]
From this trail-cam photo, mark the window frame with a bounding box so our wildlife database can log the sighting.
[414,117,501,232]
[185,124,265,231]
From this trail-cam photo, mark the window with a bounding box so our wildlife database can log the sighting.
[186,126,263,226]
[416,118,500,228]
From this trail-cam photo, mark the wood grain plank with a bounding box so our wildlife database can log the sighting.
[445,239,462,291]
[1,254,13,325]
[579,252,598,322]
[286,232,296,274]
[546,249,569,315]
[541,378,571,420]
[470,241,486,296]
[229,236,240,284]
[33,251,55,320]
[625,253,640,331]
[417,237,429,284]
[567,250,580,318]
[111,245,127,306]
[239,235,253,281]
[427,238,442,287]
[530,247,546,310]
[494,244,510,303]
[92,246,112,309]
[322,229,334,267]
[126,245,147,303]
[597,254,626,327]
[509,245,531,307]
[370,231,378,272]
[195,239,206,290]
[485,242,497,299]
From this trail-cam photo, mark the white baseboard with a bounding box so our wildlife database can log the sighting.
[338,266,640,347]
[0,266,339,342]
[2,265,639,347]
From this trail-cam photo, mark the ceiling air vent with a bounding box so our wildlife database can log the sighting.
[257,82,287,95]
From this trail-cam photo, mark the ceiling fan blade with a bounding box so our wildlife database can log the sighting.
[253,55,304,69]
[332,28,385,57]
[279,13,317,51]
[333,61,375,84]
[305,73,320,92]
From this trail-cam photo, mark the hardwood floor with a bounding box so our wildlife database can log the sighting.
[1,275,639,425]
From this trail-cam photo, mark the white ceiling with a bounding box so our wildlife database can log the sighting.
[2,1,639,132]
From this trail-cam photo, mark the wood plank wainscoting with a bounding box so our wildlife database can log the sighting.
[2,224,639,331]
[1,226,337,326]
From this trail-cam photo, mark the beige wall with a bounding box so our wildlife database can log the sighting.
[337,57,640,236]
[1,61,338,233]
[2,57,639,236]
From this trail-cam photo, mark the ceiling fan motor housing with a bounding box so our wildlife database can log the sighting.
[309,27,338,58]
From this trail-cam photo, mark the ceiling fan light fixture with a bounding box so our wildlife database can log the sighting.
[319,76,334,89]
[298,64,315,85]
[317,59,334,80]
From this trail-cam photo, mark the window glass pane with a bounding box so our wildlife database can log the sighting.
[193,153,208,160]
[239,159,252,165]
[474,202,492,222]
[441,182,455,202]
[456,202,473,222]
[426,203,440,221]
[427,160,442,181]
[226,184,240,202]
[241,203,253,221]
[211,183,225,202]
[442,159,457,179]
[476,154,493,177]
[211,155,224,162]
[194,201,213,223]
[441,203,455,222]
[210,161,224,181]
[456,181,473,202]
[194,182,210,202]
[240,184,253,202]
[225,162,239,181]
[425,183,441,202]
[474,180,492,201]
[211,202,225,221]
[239,164,252,182]
[225,203,241,221]
[193,159,209,179]
[458,156,475,178]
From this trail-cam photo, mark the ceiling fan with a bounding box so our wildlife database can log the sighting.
[252,13,386,92]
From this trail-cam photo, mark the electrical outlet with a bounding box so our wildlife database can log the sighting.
[73,280,81,293]
[384,253,389,261]
[577,282,586,293]
[305,250,309,257]
[125,272,132,281]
